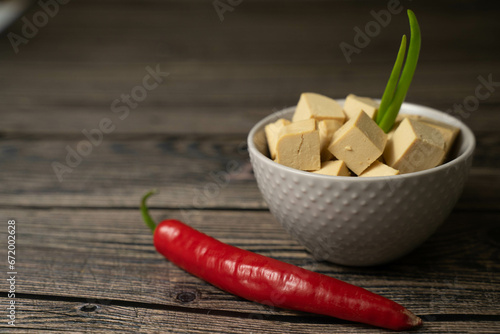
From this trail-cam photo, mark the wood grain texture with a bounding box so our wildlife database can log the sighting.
[0,58,498,136]
[0,1,499,136]
[0,208,498,317]
[1,297,499,334]
[0,0,498,332]
[0,134,498,209]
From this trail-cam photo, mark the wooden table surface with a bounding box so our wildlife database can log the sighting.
[0,0,499,333]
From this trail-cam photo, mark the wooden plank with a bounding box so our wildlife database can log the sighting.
[0,135,262,208]
[0,55,498,136]
[1,1,498,63]
[0,76,499,136]
[0,1,499,136]
[1,94,498,136]
[0,133,498,209]
[0,208,498,316]
[1,297,499,333]
[0,62,498,104]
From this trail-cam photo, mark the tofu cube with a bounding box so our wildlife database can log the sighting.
[383,118,446,174]
[425,122,459,163]
[359,161,399,177]
[265,118,291,159]
[328,111,387,175]
[318,119,343,161]
[313,160,350,176]
[343,94,379,120]
[391,114,459,161]
[276,119,321,171]
[292,93,345,123]
[387,113,406,140]
[403,114,460,163]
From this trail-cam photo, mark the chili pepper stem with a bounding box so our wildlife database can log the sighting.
[141,190,158,234]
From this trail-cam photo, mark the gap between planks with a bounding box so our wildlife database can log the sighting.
[2,293,500,325]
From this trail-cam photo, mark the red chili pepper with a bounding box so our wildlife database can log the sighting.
[141,191,422,331]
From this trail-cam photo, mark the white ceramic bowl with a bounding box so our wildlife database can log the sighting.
[248,101,475,266]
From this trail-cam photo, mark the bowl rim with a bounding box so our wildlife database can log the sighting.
[247,100,476,181]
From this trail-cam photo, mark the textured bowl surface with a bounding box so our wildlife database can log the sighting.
[248,101,475,266]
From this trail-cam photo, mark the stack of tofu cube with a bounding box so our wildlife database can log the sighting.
[265,93,459,177]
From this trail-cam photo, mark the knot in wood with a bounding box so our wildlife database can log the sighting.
[176,291,197,303]
[80,304,99,312]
